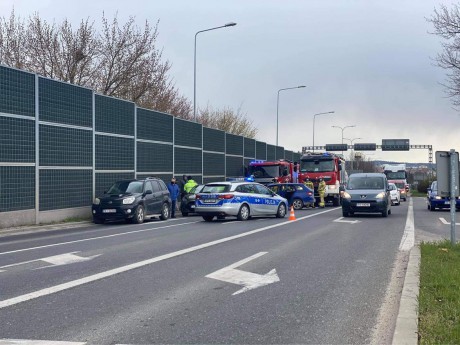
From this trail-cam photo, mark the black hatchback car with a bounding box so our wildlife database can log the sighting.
[92,177,171,224]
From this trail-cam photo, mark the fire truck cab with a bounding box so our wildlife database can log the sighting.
[247,159,294,185]
[299,152,346,206]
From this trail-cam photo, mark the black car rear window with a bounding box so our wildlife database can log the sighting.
[201,184,231,193]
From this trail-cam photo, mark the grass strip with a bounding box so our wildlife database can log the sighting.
[419,240,460,344]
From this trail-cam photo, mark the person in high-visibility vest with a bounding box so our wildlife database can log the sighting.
[318,177,326,208]
[303,177,315,208]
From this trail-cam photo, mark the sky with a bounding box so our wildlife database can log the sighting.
[1,0,458,164]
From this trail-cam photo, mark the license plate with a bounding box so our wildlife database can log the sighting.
[445,201,450,205]
[191,205,195,208]
[356,203,370,207]
[102,209,116,213]
[203,199,216,203]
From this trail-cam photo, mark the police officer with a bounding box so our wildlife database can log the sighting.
[304,176,315,208]
[184,176,198,193]
[318,177,326,208]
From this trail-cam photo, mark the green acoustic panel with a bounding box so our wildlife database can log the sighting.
[174,147,202,174]
[276,146,285,160]
[284,150,293,162]
[0,117,35,163]
[203,127,225,152]
[203,177,224,184]
[174,118,202,148]
[39,169,92,211]
[0,66,35,117]
[137,174,172,184]
[244,138,256,158]
[0,166,35,211]
[226,134,244,156]
[137,108,173,143]
[244,158,252,177]
[40,125,92,166]
[39,78,92,127]
[137,142,173,172]
[267,144,276,160]
[96,135,134,170]
[293,152,301,162]
[203,152,225,176]
[226,156,244,177]
[256,141,267,160]
[95,172,135,197]
[95,95,134,136]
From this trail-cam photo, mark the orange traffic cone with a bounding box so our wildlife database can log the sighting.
[289,206,296,221]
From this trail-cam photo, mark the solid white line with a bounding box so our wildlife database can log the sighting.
[399,198,415,251]
[0,221,200,256]
[0,207,338,309]
[0,340,85,345]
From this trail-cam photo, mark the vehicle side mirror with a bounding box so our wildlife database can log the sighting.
[144,190,153,195]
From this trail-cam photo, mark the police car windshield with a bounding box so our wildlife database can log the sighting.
[201,184,231,193]
[107,181,143,194]
[248,165,280,178]
[300,159,334,173]
[347,177,385,190]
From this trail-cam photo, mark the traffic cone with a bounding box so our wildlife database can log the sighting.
[289,206,296,221]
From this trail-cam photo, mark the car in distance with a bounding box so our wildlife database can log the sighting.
[180,184,204,216]
[267,183,314,210]
[388,182,401,205]
[427,180,460,211]
[92,177,171,224]
[341,173,391,217]
[393,181,408,201]
[195,181,288,222]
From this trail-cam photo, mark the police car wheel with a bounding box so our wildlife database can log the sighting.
[237,204,250,221]
[203,216,214,222]
[276,203,287,218]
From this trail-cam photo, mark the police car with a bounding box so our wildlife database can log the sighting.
[195,181,288,222]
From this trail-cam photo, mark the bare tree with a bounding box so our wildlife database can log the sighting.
[198,104,258,138]
[0,10,27,69]
[428,4,460,106]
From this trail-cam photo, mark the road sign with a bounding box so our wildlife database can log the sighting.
[353,143,376,151]
[436,151,459,197]
[325,144,348,151]
[381,139,410,151]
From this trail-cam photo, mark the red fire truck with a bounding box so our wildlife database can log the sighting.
[247,159,294,184]
[298,152,346,206]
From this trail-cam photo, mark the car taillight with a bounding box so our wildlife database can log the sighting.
[196,194,201,200]
[218,194,234,200]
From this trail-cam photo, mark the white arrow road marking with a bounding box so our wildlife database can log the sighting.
[333,217,361,224]
[0,252,101,272]
[439,217,460,225]
[206,252,280,295]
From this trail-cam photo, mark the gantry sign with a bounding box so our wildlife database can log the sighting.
[302,139,433,164]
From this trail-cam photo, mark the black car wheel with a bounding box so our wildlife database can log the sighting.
[333,197,341,206]
[382,208,388,217]
[276,203,287,218]
[430,203,436,211]
[203,216,214,222]
[181,211,189,217]
[342,209,349,217]
[292,198,303,210]
[133,205,145,224]
[237,204,250,221]
[160,203,170,220]
[93,217,104,224]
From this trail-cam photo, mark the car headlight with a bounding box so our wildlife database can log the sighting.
[376,192,386,199]
[342,192,351,199]
[435,196,442,200]
[93,198,100,205]
[123,196,136,204]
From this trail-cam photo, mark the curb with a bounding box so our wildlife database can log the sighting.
[392,245,420,345]
[0,221,92,238]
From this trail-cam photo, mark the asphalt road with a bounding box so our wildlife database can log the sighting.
[0,197,440,345]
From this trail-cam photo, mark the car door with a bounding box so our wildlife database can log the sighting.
[242,184,262,215]
[150,180,164,214]
[142,181,155,214]
[254,184,279,214]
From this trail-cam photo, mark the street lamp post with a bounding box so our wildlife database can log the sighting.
[194,22,237,122]
[276,85,306,146]
[343,137,362,170]
[331,125,356,156]
[312,111,335,152]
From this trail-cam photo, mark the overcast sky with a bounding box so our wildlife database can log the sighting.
[2,0,458,163]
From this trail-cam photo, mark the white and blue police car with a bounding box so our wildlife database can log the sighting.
[195,181,288,222]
